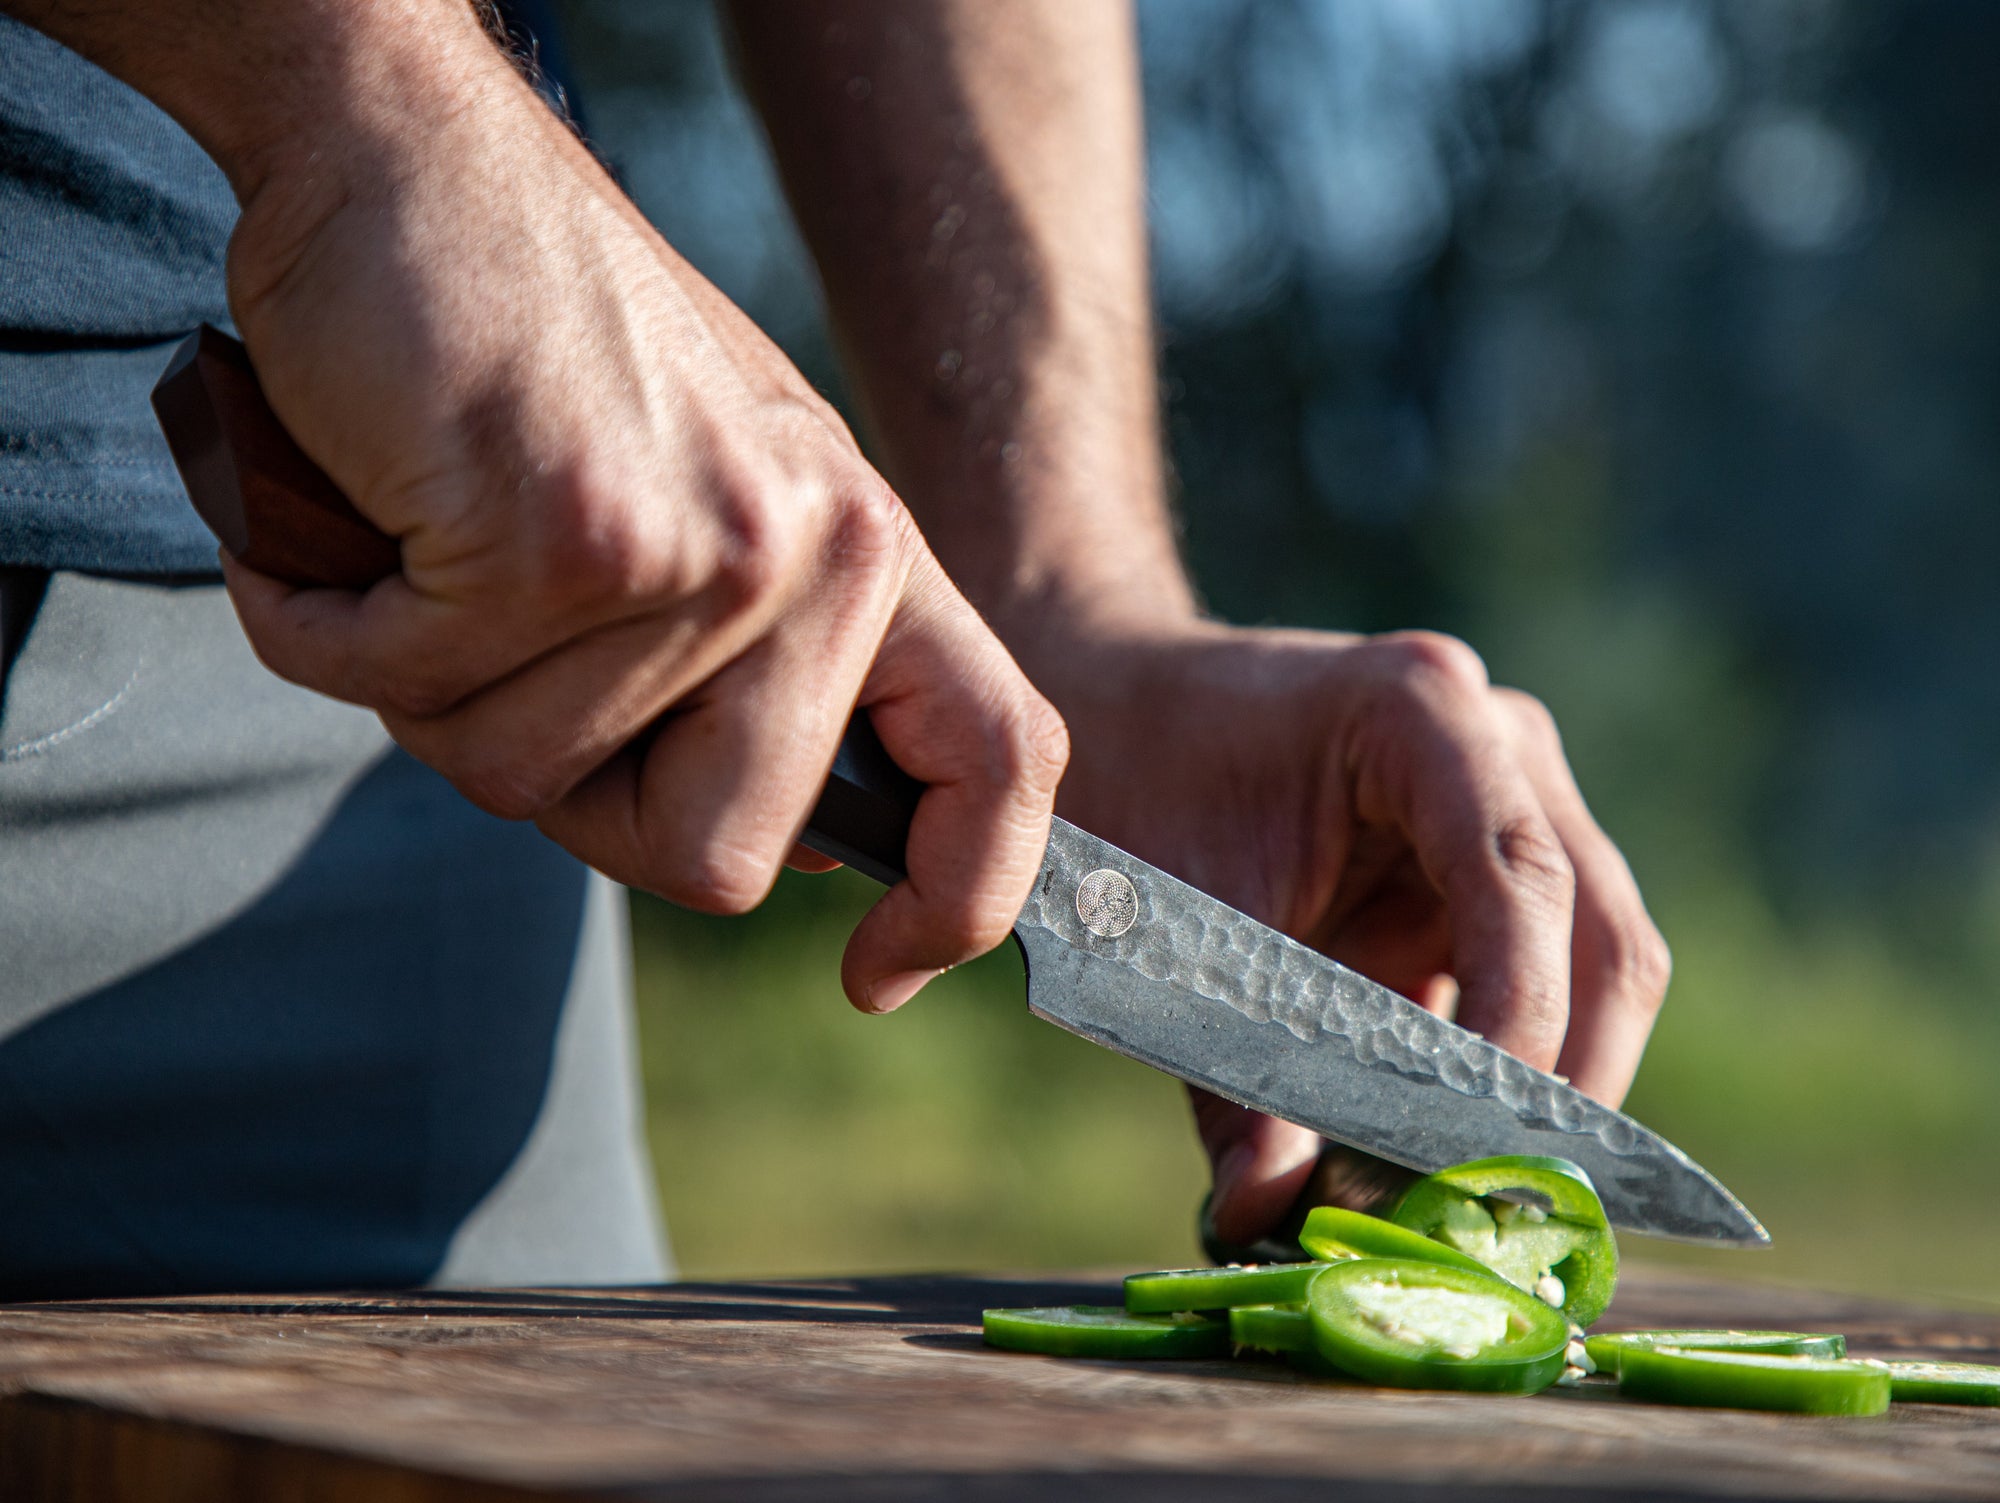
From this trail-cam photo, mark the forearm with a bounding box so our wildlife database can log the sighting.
[727,0,1196,646]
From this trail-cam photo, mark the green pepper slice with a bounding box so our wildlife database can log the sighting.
[1389,1155,1618,1327]
[1301,1206,1497,1276]
[1307,1256,1570,1394]
[1586,1328,1846,1376]
[1124,1262,1325,1314]
[1617,1346,1890,1415]
[1229,1303,1313,1354]
[1885,1361,2000,1406]
[982,1305,1230,1360]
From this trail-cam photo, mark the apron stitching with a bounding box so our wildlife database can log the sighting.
[0,661,142,762]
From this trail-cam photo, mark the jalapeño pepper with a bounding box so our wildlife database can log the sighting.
[1390,1155,1618,1326]
[982,1306,1230,1360]
[1885,1361,2000,1406]
[1229,1302,1313,1354]
[1124,1263,1326,1314]
[1301,1206,1497,1276]
[1586,1328,1846,1376]
[1617,1346,1890,1415]
[1307,1256,1570,1394]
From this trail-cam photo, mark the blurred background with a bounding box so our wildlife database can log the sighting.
[550,0,2000,1302]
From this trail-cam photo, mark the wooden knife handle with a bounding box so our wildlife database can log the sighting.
[151,326,403,590]
[150,324,920,886]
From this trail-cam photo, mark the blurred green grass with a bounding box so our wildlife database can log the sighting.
[631,873,1208,1281]
[1621,872,2000,1305]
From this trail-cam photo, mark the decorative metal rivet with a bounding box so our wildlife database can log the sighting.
[1076,868,1138,938]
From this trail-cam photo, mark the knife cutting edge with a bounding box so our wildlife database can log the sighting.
[152,325,1770,1249]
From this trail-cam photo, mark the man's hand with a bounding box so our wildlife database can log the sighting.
[12,0,1067,1011]
[1011,620,1671,1244]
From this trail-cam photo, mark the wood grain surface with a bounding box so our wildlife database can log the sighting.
[2,1264,1996,1501]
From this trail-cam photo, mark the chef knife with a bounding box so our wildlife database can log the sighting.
[152,326,1768,1247]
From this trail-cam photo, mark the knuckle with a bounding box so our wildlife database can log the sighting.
[1489,815,1576,911]
[453,759,563,824]
[372,666,467,721]
[1376,630,1491,694]
[1496,686,1562,750]
[815,477,918,642]
[1605,917,1674,1008]
[709,485,801,619]
[660,839,780,917]
[533,460,663,603]
[531,456,810,621]
[1517,998,1571,1058]
[828,474,913,576]
[1007,694,1072,794]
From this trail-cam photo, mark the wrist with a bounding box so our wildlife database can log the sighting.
[13,0,509,201]
[984,598,1238,764]
[878,356,1202,653]
[986,587,1207,685]
[911,463,1206,670]
[217,2,514,204]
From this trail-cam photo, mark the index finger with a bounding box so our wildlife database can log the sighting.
[838,564,1068,1015]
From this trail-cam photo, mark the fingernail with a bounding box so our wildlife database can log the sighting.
[862,968,941,1015]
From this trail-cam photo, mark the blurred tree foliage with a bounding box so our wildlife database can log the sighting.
[555,0,2000,1301]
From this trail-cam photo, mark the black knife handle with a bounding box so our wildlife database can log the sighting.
[151,324,922,886]
[793,714,920,887]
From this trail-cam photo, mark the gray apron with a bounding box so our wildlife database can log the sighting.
[0,570,669,1295]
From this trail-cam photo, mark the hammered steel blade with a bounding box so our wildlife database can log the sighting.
[1014,820,1768,1245]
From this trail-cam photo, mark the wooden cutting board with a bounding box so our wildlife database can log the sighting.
[2,1264,1996,1501]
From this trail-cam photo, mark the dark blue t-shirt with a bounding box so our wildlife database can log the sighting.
[0,3,575,575]
[0,13,237,574]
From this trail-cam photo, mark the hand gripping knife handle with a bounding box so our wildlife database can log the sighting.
[151,325,921,888]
